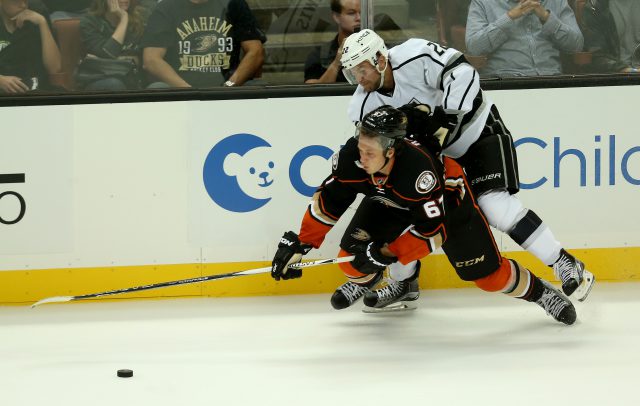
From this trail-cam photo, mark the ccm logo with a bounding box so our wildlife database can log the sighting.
[455,255,485,268]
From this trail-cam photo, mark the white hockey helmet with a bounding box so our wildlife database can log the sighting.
[340,29,389,85]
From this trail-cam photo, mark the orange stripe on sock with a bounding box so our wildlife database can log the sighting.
[337,249,369,279]
[474,257,511,292]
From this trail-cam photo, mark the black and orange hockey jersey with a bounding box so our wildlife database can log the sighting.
[298,136,467,265]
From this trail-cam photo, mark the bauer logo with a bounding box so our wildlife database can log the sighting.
[202,133,334,213]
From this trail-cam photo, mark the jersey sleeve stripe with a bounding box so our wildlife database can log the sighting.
[445,177,467,200]
[336,178,370,184]
[443,86,484,152]
[442,67,475,111]
[393,53,444,70]
[437,53,467,90]
[358,92,373,121]
[299,208,333,248]
[458,70,476,110]
[444,80,453,109]
[459,90,484,128]
[309,198,337,226]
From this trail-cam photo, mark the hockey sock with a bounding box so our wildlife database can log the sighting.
[474,259,544,302]
[337,249,379,285]
[508,210,562,266]
[389,260,418,282]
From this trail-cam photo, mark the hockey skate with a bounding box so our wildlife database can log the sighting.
[362,267,420,310]
[552,249,595,302]
[535,279,577,325]
[331,274,381,310]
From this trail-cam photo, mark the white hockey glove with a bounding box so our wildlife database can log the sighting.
[271,231,313,281]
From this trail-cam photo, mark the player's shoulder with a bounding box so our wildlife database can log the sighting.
[395,38,433,52]
[390,38,447,59]
[391,141,444,199]
[391,38,462,67]
[403,139,441,163]
[389,38,431,62]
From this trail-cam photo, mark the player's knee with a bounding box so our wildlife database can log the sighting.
[477,190,525,233]
[474,259,512,292]
[339,231,370,253]
[337,248,372,281]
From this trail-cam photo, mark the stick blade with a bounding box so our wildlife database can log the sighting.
[31,296,74,308]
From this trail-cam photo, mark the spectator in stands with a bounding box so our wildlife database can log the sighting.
[465,0,584,77]
[76,0,145,90]
[582,0,640,73]
[42,0,92,21]
[0,0,62,94]
[141,0,266,88]
[304,0,360,84]
[137,0,158,24]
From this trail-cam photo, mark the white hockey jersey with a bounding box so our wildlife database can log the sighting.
[347,38,494,158]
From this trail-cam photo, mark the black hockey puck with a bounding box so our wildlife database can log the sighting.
[117,369,133,378]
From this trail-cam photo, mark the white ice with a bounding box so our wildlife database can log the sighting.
[2,282,640,406]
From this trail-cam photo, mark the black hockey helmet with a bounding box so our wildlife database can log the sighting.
[359,105,408,149]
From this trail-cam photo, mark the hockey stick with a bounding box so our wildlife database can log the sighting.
[31,256,355,308]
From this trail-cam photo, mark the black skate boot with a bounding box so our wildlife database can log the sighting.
[363,263,420,309]
[552,249,595,301]
[535,279,577,325]
[331,273,382,310]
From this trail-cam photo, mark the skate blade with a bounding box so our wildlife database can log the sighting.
[362,303,417,314]
[574,270,595,302]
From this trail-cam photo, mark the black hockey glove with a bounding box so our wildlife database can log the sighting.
[351,242,397,275]
[271,231,313,281]
[399,103,455,154]
[399,102,432,137]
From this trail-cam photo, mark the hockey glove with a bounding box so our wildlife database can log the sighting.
[271,231,313,281]
[399,103,455,154]
[351,242,397,275]
[399,102,432,137]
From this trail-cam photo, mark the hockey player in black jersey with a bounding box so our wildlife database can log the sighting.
[338,29,594,302]
[271,105,576,325]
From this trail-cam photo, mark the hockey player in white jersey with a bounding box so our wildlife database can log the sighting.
[340,28,594,301]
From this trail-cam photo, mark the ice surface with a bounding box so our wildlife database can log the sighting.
[2,282,639,406]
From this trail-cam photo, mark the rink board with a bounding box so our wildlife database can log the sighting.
[1,87,639,304]
[0,248,638,305]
